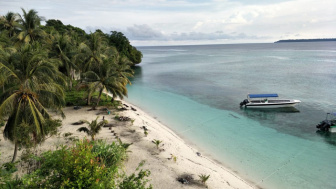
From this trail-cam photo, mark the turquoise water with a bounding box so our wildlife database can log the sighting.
[126,42,336,189]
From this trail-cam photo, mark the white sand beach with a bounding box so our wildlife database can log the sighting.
[0,100,254,189]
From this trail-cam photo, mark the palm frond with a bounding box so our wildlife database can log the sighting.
[77,127,90,133]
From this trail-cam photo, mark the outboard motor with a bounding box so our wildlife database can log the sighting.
[240,99,249,107]
[316,120,331,131]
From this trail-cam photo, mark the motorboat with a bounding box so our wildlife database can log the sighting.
[316,113,336,133]
[240,93,301,108]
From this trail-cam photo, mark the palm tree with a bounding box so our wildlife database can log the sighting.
[0,42,65,162]
[75,32,108,73]
[198,174,210,185]
[16,8,47,44]
[152,139,162,149]
[0,12,20,38]
[49,32,77,90]
[79,53,133,106]
[77,116,108,140]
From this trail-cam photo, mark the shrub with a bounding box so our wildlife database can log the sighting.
[118,161,152,189]
[21,139,114,188]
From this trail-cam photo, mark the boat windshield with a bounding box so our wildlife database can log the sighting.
[248,94,278,98]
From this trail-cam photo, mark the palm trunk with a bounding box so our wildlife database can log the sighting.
[11,142,18,163]
[87,93,91,105]
[69,79,73,91]
[96,88,103,106]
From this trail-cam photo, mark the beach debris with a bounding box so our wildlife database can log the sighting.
[117,116,131,121]
[71,120,85,125]
[177,174,194,185]
[131,106,137,111]
[141,126,148,131]
[73,106,81,110]
[123,104,129,107]
[196,152,201,157]
[119,107,127,111]
[103,123,113,128]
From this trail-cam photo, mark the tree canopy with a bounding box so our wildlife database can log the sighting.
[0,8,142,162]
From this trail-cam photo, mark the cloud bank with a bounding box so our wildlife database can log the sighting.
[1,0,335,46]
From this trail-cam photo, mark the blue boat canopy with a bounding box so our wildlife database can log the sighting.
[248,94,279,98]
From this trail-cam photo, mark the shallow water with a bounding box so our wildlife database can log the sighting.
[126,42,336,189]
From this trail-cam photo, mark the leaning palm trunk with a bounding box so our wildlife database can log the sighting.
[96,88,104,106]
[12,142,18,163]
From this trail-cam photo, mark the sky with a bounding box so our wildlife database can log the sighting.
[1,0,335,46]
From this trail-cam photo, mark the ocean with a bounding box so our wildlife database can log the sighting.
[126,42,336,189]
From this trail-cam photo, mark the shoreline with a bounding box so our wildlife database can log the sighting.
[0,100,255,188]
[120,99,256,189]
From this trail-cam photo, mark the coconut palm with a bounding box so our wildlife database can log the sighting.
[79,54,133,106]
[152,139,162,149]
[0,12,20,38]
[0,42,65,162]
[49,33,77,90]
[77,116,108,140]
[198,174,210,185]
[75,32,108,73]
[16,8,47,44]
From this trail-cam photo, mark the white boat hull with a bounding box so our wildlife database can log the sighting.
[244,100,301,108]
[329,127,336,133]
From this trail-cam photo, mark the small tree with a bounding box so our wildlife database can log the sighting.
[199,174,210,185]
[152,139,162,149]
[77,116,107,140]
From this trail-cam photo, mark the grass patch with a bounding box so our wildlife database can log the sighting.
[65,81,122,107]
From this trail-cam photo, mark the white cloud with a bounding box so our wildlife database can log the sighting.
[0,0,335,46]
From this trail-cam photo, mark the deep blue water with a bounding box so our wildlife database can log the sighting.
[126,42,336,189]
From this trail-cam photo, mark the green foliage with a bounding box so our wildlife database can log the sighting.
[45,19,87,37]
[109,31,143,65]
[152,139,163,149]
[198,174,210,185]
[63,132,73,137]
[92,140,127,167]
[21,139,113,188]
[65,84,121,107]
[0,10,148,189]
[77,116,108,140]
[2,162,17,173]
[171,154,177,163]
[118,161,152,189]
[0,139,152,188]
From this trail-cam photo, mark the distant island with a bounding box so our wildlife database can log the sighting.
[274,38,336,43]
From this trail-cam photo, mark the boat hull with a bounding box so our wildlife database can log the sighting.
[244,100,301,108]
[329,126,336,133]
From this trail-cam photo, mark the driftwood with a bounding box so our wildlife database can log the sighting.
[72,120,85,125]
[117,116,131,121]
[103,123,113,127]
[74,106,81,110]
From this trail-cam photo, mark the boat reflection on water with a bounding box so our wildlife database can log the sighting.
[316,131,336,146]
[239,106,302,135]
[241,106,300,120]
